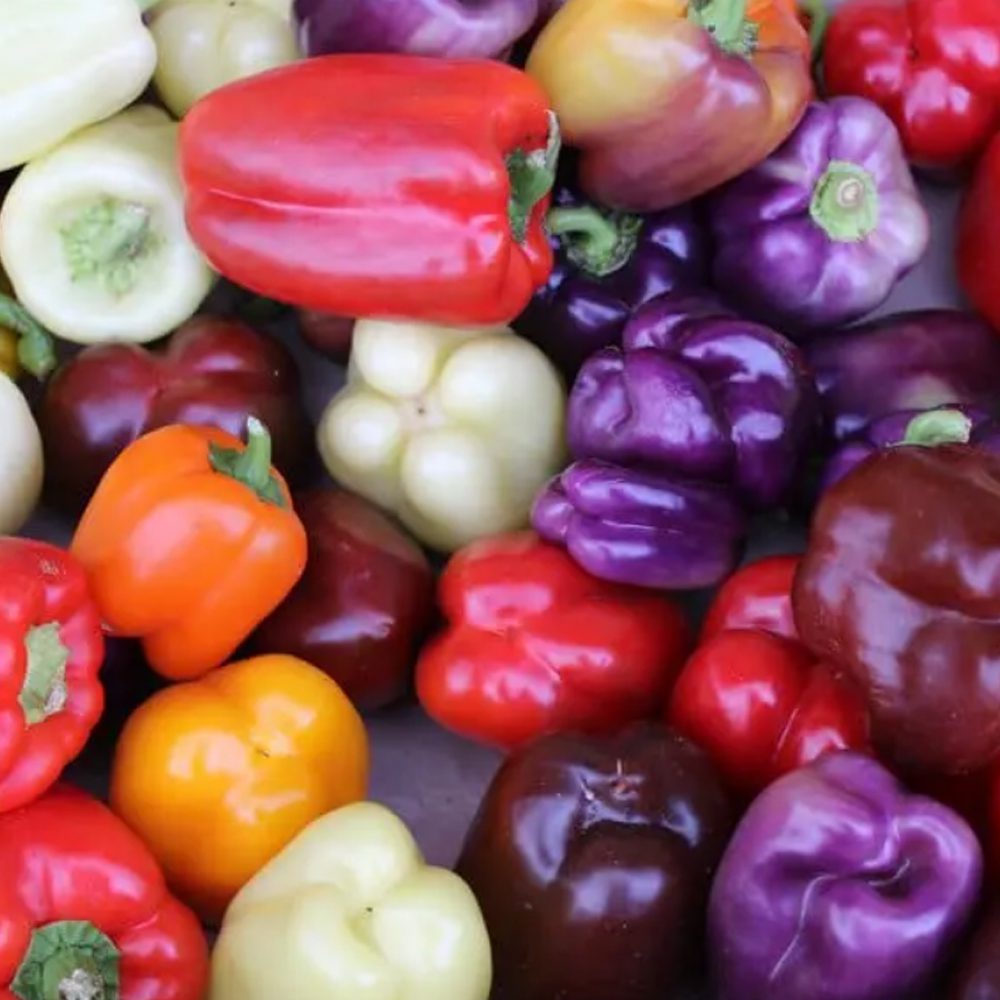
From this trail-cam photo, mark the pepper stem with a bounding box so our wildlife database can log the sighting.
[903,409,974,447]
[797,0,830,59]
[208,417,287,508]
[10,921,120,1000]
[507,112,561,244]
[546,206,643,278]
[688,0,759,57]
[19,623,69,726]
[809,161,879,242]
[0,294,56,379]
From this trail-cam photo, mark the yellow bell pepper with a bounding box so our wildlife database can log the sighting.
[211,801,492,1000]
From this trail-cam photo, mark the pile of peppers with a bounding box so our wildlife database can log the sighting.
[0,1,998,999]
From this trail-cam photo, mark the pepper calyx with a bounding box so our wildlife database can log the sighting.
[507,111,561,244]
[208,417,287,508]
[19,623,70,726]
[689,0,759,57]
[0,294,57,379]
[547,206,643,278]
[902,409,974,448]
[810,161,879,242]
[10,920,120,1000]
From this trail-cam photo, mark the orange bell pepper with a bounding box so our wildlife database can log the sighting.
[109,653,369,924]
[71,417,308,681]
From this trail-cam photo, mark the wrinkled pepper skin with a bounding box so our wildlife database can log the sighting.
[959,134,1000,333]
[526,0,813,211]
[568,291,816,508]
[805,309,1000,440]
[252,489,435,712]
[71,422,307,682]
[708,97,929,334]
[951,903,1000,999]
[0,785,208,1000]
[40,316,311,513]
[181,55,559,325]
[416,532,690,749]
[515,182,710,377]
[710,752,982,1000]
[701,554,800,641]
[457,725,734,1000]
[794,444,1000,773]
[668,629,870,796]
[295,0,538,59]
[824,0,1000,172]
[110,654,369,925]
[0,538,104,814]
[533,458,747,590]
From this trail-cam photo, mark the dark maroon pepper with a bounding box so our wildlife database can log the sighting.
[951,903,1000,1000]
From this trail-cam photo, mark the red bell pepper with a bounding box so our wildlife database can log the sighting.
[700,555,800,642]
[416,531,691,750]
[181,56,559,326]
[824,0,1000,171]
[0,538,103,813]
[959,134,1000,332]
[667,629,870,796]
[0,785,208,1000]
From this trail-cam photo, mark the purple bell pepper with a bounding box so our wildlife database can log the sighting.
[294,0,539,59]
[708,97,929,335]
[532,458,747,590]
[822,405,1000,493]
[568,291,817,508]
[709,752,982,1000]
[516,185,710,378]
[807,309,1000,441]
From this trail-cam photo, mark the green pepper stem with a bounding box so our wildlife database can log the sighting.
[809,161,879,242]
[903,409,974,447]
[208,417,287,508]
[10,921,120,1000]
[797,0,830,60]
[0,294,56,379]
[689,0,759,57]
[546,206,643,278]
[19,623,70,726]
[507,112,561,244]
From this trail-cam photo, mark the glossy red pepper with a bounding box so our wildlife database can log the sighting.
[700,555,800,642]
[667,629,870,796]
[0,785,208,1000]
[416,531,691,750]
[824,0,1000,171]
[181,56,559,326]
[959,133,1000,333]
[0,538,104,813]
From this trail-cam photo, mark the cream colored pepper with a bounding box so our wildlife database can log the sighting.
[317,320,567,552]
[150,0,300,118]
[0,375,43,535]
[0,0,156,171]
[210,801,492,1000]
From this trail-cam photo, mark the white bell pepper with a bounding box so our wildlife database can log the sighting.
[317,320,567,552]
[150,0,300,119]
[0,105,217,346]
[0,0,157,171]
[0,374,43,535]
[210,801,492,1000]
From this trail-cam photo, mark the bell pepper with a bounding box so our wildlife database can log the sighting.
[709,753,982,1000]
[708,97,929,334]
[71,419,307,682]
[824,0,1000,172]
[959,134,1000,333]
[457,724,734,1000]
[0,376,44,537]
[318,319,566,552]
[211,801,491,1000]
[150,0,300,119]
[416,531,691,749]
[297,311,355,362]
[39,316,311,514]
[109,654,369,925]
[252,489,436,712]
[526,0,813,212]
[515,180,711,378]
[0,539,104,813]
[0,106,217,347]
[181,55,559,325]
[794,441,1000,773]
[534,458,748,589]
[951,903,1000,998]
[667,629,870,796]
[701,554,800,641]
[0,785,208,1000]
[0,0,156,172]
[806,309,1000,441]
[295,0,539,59]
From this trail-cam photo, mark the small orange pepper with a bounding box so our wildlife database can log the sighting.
[109,653,369,924]
[71,418,307,681]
